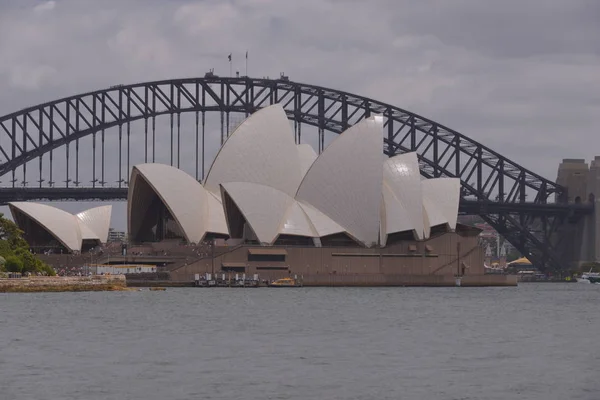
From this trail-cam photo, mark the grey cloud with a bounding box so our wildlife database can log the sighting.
[0,0,599,230]
[389,0,600,58]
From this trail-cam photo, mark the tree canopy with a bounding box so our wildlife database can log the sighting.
[0,213,55,276]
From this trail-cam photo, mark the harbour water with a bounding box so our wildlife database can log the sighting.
[1,284,599,400]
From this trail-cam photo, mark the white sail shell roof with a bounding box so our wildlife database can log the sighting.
[220,182,295,245]
[130,163,208,243]
[380,183,415,246]
[204,104,302,198]
[297,201,346,237]
[78,222,99,241]
[76,205,112,243]
[421,177,461,232]
[129,163,227,244]
[121,108,463,248]
[422,201,434,239]
[383,152,425,240]
[206,191,229,235]
[8,202,83,252]
[297,144,317,178]
[279,201,318,238]
[296,116,384,247]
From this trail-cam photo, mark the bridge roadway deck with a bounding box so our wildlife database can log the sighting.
[0,187,593,217]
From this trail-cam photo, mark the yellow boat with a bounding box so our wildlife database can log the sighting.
[268,277,302,287]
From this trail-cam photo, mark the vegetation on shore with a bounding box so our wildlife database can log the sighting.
[0,213,55,276]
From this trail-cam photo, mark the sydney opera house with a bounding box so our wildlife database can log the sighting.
[9,104,515,285]
[126,104,494,285]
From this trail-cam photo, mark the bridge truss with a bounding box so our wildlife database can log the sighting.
[0,76,591,272]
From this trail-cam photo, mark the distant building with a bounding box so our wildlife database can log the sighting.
[108,228,126,243]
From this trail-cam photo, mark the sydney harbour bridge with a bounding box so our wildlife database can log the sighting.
[0,74,593,272]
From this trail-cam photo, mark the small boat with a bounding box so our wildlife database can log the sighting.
[268,277,302,287]
[149,287,167,291]
[577,274,591,283]
[588,275,600,284]
[576,271,600,284]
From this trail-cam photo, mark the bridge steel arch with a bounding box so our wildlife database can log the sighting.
[0,76,590,272]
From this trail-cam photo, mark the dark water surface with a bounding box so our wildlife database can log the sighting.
[1,284,599,400]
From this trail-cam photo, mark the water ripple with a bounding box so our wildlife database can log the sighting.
[1,284,599,399]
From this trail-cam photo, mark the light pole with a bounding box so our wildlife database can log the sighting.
[89,250,93,275]
[211,241,215,275]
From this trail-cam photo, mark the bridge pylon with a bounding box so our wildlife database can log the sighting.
[556,158,599,270]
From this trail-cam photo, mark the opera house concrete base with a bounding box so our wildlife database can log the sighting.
[167,231,517,287]
[299,274,517,287]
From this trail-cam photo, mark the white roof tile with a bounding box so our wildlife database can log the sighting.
[129,164,210,243]
[297,144,318,178]
[297,201,346,237]
[76,205,112,243]
[280,201,318,238]
[383,152,425,240]
[296,116,384,247]
[9,202,82,252]
[220,182,294,245]
[380,182,415,245]
[205,104,302,197]
[421,177,461,232]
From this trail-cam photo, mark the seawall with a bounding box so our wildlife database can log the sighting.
[0,275,128,293]
[127,273,518,287]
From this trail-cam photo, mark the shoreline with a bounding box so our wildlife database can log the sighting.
[8,274,581,292]
[0,275,129,293]
[127,273,519,288]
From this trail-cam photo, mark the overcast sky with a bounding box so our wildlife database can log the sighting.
[0,0,599,231]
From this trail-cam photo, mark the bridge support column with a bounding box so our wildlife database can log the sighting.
[556,158,597,268]
[583,157,600,264]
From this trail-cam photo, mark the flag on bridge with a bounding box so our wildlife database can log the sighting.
[228,53,232,62]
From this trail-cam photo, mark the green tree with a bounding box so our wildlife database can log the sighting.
[5,255,23,273]
[0,213,28,248]
[0,213,55,276]
[15,247,41,273]
[0,238,14,259]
